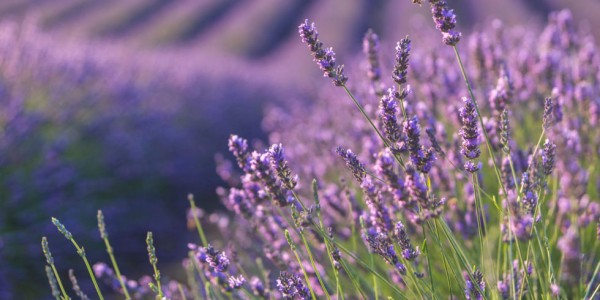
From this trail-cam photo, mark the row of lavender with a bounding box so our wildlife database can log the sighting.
[42,4,599,300]
[0,19,300,298]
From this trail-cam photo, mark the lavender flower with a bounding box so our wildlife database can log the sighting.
[459,97,481,172]
[268,144,298,190]
[69,269,90,300]
[277,272,311,300]
[336,146,366,184]
[542,97,553,129]
[298,19,348,86]
[380,87,403,147]
[250,151,293,207]
[45,266,61,300]
[228,135,250,172]
[363,29,383,88]
[465,268,485,300]
[497,260,532,299]
[361,179,393,233]
[363,229,407,274]
[405,115,436,173]
[394,221,419,260]
[542,139,556,176]
[392,37,411,86]
[427,0,462,46]
[250,277,268,297]
[375,149,405,205]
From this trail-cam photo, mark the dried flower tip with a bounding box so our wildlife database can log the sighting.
[52,217,72,241]
[146,232,158,265]
[543,97,553,129]
[298,19,348,86]
[69,269,90,300]
[97,210,107,239]
[336,146,366,183]
[45,265,61,299]
[268,143,298,190]
[542,139,556,175]
[392,36,411,85]
[41,237,54,266]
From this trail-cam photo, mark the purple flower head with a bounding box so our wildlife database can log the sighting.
[361,178,393,233]
[226,188,253,219]
[543,97,553,129]
[228,275,245,290]
[364,230,406,274]
[228,135,250,172]
[404,115,436,173]
[459,97,481,172]
[298,19,348,86]
[268,143,298,190]
[394,221,419,260]
[375,149,405,204]
[250,151,293,207]
[336,146,366,184]
[392,36,411,85]
[380,87,403,146]
[250,276,268,297]
[464,268,485,300]
[363,29,382,82]
[405,163,428,208]
[277,271,311,300]
[542,139,556,176]
[429,0,462,46]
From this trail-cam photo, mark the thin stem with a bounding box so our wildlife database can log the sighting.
[50,264,69,300]
[188,194,208,247]
[69,239,104,300]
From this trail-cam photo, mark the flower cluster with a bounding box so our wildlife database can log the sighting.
[298,19,348,86]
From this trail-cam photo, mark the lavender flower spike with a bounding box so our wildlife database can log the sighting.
[380,87,402,146]
[277,271,311,300]
[363,29,382,82]
[465,268,485,300]
[269,143,298,190]
[542,139,556,176]
[336,146,366,184]
[392,36,411,86]
[394,221,420,260]
[428,0,462,46]
[299,19,348,86]
[459,97,482,173]
[542,97,553,129]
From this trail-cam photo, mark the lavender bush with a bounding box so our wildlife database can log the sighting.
[40,5,600,300]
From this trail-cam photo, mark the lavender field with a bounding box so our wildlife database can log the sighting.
[1,0,599,299]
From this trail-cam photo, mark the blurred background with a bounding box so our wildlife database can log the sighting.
[0,0,598,298]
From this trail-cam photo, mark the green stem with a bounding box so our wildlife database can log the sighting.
[188,194,208,247]
[50,264,69,300]
[69,239,104,300]
[299,231,331,300]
